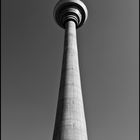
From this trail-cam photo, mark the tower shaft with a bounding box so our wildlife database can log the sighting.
[53,20,88,140]
[53,0,88,139]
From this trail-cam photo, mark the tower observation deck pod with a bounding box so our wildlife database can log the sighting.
[53,0,88,28]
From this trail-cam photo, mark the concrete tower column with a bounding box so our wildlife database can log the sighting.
[53,0,88,139]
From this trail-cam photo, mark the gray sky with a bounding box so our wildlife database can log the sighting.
[1,0,139,140]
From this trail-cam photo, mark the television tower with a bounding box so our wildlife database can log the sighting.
[53,0,88,139]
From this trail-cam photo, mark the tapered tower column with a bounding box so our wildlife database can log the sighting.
[53,0,88,139]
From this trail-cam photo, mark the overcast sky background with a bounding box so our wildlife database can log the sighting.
[1,0,139,140]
